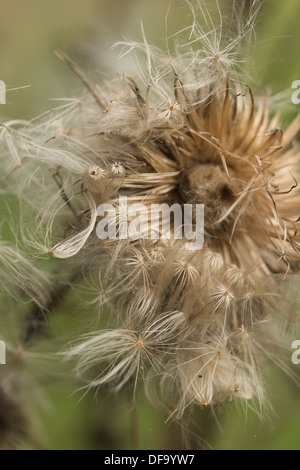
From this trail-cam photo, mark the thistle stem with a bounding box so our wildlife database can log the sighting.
[23,271,82,345]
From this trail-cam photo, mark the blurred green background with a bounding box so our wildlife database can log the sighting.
[0,0,300,450]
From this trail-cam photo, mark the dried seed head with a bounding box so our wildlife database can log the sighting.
[82,166,105,193]
[109,162,125,177]
[0,0,299,423]
[180,164,241,232]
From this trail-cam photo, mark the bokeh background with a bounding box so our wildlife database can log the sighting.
[0,0,300,450]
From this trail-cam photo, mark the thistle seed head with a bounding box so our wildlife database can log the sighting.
[0,0,299,419]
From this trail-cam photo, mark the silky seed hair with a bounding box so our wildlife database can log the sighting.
[0,0,299,420]
[0,242,53,448]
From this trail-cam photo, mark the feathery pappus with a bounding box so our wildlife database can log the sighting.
[0,0,299,421]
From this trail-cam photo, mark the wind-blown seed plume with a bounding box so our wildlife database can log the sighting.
[0,241,50,306]
[0,0,299,418]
